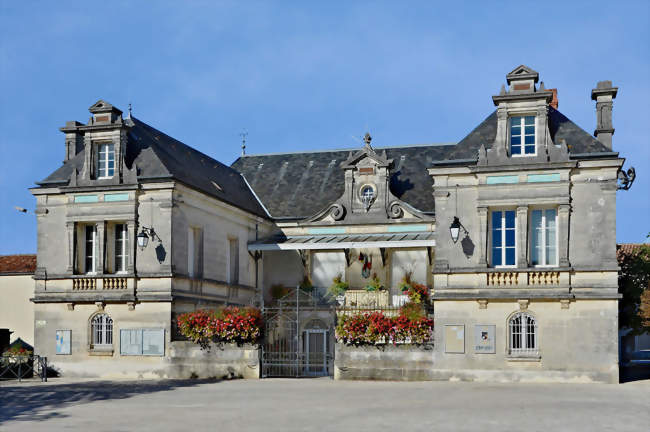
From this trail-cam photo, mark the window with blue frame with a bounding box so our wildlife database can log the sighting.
[510,116,535,156]
[491,210,516,266]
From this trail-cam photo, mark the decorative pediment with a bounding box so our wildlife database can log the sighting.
[303,133,431,225]
[340,133,392,169]
[89,100,122,115]
[506,65,539,84]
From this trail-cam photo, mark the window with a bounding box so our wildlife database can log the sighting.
[509,312,538,356]
[188,227,203,278]
[491,210,516,267]
[228,238,239,284]
[91,313,113,347]
[97,143,115,178]
[85,225,96,274]
[115,223,128,273]
[510,116,535,156]
[530,209,557,266]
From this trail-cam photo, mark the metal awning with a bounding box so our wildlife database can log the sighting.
[248,232,435,251]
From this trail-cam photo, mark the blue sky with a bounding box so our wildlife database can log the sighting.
[1,1,648,254]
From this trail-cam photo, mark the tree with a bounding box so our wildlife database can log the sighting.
[618,241,650,334]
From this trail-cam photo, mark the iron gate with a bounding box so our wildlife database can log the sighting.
[262,288,334,378]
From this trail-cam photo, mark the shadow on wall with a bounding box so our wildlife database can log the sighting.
[461,234,475,258]
[0,378,220,424]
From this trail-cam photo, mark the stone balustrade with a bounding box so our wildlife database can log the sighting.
[344,290,390,307]
[486,271,562,287]
[72,277,129,290]
[72,278,97,290]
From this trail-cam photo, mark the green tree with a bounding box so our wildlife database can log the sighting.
[618,240,650,334]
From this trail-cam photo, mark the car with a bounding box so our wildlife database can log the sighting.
[623,350,650,367]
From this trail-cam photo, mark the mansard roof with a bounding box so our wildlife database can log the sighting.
[231,144,453,219]
[38,102,613,221]
[37,117,269,219]
[438,107,612,163]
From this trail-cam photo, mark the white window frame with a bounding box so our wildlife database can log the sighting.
[489,209,517,268]
[91,313,113,348]
[114,223,128,274]
[509,115,537,157]
[97,143,115,179]
[85,225,97,274]
[529,208,558,267]
[508,312,538,357]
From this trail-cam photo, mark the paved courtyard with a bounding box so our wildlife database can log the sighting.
[1,378,649,431]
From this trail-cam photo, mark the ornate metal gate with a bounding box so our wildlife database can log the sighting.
[262,289,334,378]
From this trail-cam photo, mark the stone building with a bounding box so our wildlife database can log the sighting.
[30,66,629,382]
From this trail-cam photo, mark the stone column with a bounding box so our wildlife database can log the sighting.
[477,206,488,267]
[66,221,75,274]
[558,204,571,267]
[127,220,136,274]
[96,221,105,275]
[517,206,528,268]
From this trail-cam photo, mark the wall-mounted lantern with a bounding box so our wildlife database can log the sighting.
[450,216,462,243]
[137,226,158,250]
[449,184,468,244]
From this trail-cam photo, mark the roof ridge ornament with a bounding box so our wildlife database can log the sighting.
[363,132,373,149]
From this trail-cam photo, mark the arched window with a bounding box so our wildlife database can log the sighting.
[91,313,113,347]
[509,312,537,356]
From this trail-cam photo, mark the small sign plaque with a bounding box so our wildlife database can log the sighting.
[56,330,71,355]
[444,324,465,353]
[474,325,495,354]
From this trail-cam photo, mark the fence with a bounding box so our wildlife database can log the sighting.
[0,354,48,382]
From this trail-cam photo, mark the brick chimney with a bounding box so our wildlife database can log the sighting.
[547,88,558,109]
[591,81,618,150]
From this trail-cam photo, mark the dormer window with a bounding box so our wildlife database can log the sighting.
[97,143,115,178]
[510,116,536,156]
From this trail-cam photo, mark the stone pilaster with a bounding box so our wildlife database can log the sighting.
[516,206,528,268]
[477,206,488,267]
[96,222,105,275]
[558,204,571,267]
[127,220,136,273]
[66,221,75,274]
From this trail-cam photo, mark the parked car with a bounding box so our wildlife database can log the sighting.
[623,350,650,367]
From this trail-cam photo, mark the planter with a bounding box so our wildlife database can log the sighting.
[334,343,434,381]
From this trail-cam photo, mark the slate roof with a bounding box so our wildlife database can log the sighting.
[440,107,612,162]
[231,144,454,219]
[36,105,614,222]
[0,255,36,275]
[37,118,269,219]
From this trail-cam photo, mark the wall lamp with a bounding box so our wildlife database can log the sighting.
[449,216,468,244]
[137,226,159,250]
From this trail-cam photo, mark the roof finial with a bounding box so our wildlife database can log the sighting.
[363,132,372,148]
[240,130,248,156]
[128,103,132,118]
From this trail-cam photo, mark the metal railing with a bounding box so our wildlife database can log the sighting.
[0,354,48,382]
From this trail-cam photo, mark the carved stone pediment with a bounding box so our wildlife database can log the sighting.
[305,134,431,224]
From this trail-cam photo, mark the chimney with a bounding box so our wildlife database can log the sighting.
[548,88,558,109]
[60,121,84,162]
[591,80,618,150]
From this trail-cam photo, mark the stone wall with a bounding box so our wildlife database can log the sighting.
[0,274,34,346]
[167,342,260,379]
[334,343,434,381]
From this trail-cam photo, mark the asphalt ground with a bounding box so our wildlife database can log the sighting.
[1,377,649,431]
